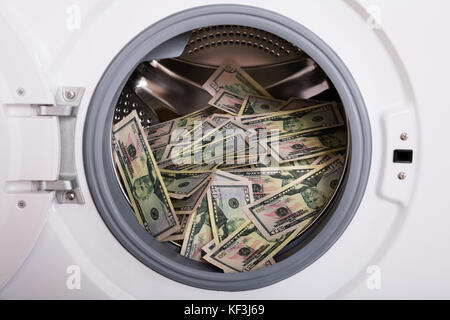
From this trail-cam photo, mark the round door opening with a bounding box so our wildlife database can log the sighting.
[84,5,371,291]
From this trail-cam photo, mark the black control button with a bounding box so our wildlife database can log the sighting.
[393,149,413,163]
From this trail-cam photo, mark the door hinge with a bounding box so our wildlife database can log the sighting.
[36,87,86,204]
[37,87,84,116]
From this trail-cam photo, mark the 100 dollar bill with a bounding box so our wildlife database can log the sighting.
[113,111,180,240]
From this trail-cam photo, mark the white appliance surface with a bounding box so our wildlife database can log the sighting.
[0,0,449,299]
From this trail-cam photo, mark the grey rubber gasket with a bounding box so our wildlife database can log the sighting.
[83,4,372,291]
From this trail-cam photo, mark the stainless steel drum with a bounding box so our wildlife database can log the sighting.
[113,25,334,127]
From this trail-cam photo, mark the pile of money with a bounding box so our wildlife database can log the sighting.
[113,62,348,272]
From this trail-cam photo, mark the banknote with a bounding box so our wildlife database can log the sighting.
[312,150,347,166]
[161,157,221,172]
[160,142,190,162]
[242,103,344,137]
[162,135,249,165]
[297,157,320,166]
[158,155,218,171]
[112,111,180,240]
[238,111,276,122]
[178,124,248,159]
[208,89,245,116]
[158,157,197,170]
[213,170,250,183]
[163,214,190,241]
[203,62,272,98]
[152,147,166,162]
[208,182,254,245]
[268,127,348,163]
[165,120,236,159]
[187,119,250,153]
[228,166,316,200]
[208,114,234,125]
[169,133,250,165]
[114,59,351,271]
[238,95,284,116]
[207,152,259,169]
[187,119,217,141]
[212,119,251,139]
[145,117,195,147]
[201,237,276,269]
[148,134,171,150]
[279,97,329,111]
[253,154,320,168]
[175,106,222,129]
[244,157,345,240]
[148,132,192,153]
[203,220,308,272]
[160,170,211,199]
[218,163,256,170]
[202,131,250,160]
[265,258,277,267]
[171,177,213,214]
[166,120,220,159]
[148,122,198,150]
[170,239,184,247]
[144,120,176,139]
[180,196,213,262]
[181,162,220,172]
[201,239,217,255]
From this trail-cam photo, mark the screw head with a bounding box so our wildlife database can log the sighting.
[17,200,26,209]
[400,132,408,141]
[397,172,407,180]
[16,88,26,96]
[65,190,76,201]
[64,89,76,101]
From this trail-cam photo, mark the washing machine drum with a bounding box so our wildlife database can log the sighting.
[81,11,371,291]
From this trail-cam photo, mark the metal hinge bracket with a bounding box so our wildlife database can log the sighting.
[36,87,86,204]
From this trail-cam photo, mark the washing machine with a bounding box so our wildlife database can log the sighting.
[0,0,449,300]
